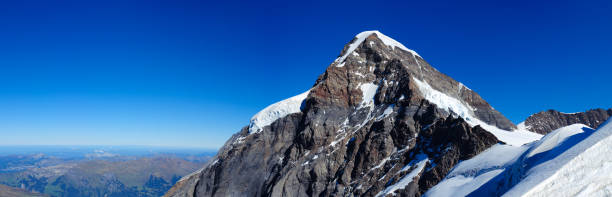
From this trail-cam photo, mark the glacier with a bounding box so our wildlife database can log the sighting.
[425,118,612,196]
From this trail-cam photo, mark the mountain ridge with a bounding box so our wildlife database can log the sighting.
[519,108,612,134]
[165,31,538,196]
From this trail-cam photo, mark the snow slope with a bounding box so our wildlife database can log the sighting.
[425,118,612,197]
[412,77,542,146]
[505,119,612,197]
[335,30,420,66]
[249,89,310,133]
[424,144,528,197]
[359,83,379,108]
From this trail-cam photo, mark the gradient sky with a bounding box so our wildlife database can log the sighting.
[0,0,610,148]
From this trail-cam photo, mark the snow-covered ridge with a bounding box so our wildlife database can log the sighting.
[505,120,611,196]
[335,30,420,66]
[249,89,311,133]
[411,77,542,146]
[425,120,612,197]
[412,77,473,119]
[525,123,588,157]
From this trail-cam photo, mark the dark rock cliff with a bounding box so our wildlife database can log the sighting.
[164,31,515,197]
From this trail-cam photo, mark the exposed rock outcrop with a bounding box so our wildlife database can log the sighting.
[521,108,612,134]
[165,31,519,197]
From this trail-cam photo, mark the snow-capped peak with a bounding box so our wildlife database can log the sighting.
[335,30,420,65]
[249,89,311,133]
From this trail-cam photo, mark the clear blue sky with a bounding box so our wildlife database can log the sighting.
[0,0,610,148]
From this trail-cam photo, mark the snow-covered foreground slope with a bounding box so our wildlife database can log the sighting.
[425,118,612,197]
[506,118,612,197]
[423,144,528,197]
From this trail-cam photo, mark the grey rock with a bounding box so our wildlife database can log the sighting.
[165,31,514,197]
[522,108,612,134]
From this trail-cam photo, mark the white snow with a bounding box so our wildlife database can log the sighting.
[353,71,365,78]
[371,157,391,171]
[425,120,612,197]
[425,169,504,197]
[424,144,527,197]
[335,30,420,66]
[329,133,346,147]
[376,157,429,197]
[412,77,473,119]
[525,124,588,157]
[399,153,428,173]
[504,120,612,197]
[249,89,310,133]
[376,105,394,121]
[474,119,543,146]
[516,121,530,131]
[458,82,471,91]
[411,77,542,146]
[359,83,379,108]
[373,31,421,57]
[447,144,528,178]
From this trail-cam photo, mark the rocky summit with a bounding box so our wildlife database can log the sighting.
[520,108,612,134]
[164,31,540,197]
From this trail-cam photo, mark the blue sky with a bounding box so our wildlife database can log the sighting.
[0,0,610,148]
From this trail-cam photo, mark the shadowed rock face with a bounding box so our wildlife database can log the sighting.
[522,108,612,134]
[164,31,512,197]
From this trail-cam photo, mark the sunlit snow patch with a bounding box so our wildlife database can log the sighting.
[249,89,311,133]
[411,77,542,146]
[376,156,429,197]
[424,144,528,197]
[335,31,420,67]
[426,122,609,197]
[504,121,610,197]
[359,83,379,108]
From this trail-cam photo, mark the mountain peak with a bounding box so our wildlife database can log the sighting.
[335,30,420,64]
[165,31,533,197]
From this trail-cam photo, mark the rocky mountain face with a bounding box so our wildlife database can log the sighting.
[520,108,612,134]
[165,31,525,197]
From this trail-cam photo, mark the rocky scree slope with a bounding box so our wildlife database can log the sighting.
[164,31,539,197]
[520,108,612,134]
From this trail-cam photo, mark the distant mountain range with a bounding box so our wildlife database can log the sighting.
[0,146,214,197]
[165,31,611,197]
[0,184,47,197]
